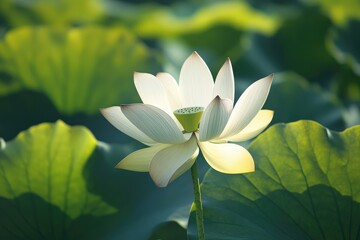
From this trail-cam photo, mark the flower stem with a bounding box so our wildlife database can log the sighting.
[191,162,205,240]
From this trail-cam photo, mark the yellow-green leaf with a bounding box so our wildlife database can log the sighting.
[0,26,155,114]
[0,0,104,27]
[188,121,360,239]
[0,121,116,217]
[134,1,280,38]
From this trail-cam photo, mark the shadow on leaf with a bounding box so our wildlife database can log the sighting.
[189,185,360,240]
[0,193,119,240]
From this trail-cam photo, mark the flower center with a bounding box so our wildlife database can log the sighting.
[174,107,204,133]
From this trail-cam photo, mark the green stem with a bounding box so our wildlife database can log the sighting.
[191,162,205,240]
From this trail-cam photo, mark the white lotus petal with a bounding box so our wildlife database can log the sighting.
[150,136,198,187]
[156,72,183,111]
[213,58,235,104]
[198,141,254,174]
[116,144,169,172]
[170,148,199,184]
[199,96,232,141]
[134,72,172,113]
[121,104,190,144]
[226,110,274,142]
[220,74,273,138]
[179,52,214,108]
[100,106,156,146]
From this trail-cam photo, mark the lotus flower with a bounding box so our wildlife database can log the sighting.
[101,52,273,187]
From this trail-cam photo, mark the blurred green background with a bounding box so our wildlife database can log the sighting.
[0,0,359,239]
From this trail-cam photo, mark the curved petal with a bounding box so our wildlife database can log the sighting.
[179,52,214,108]
[199,96,232,141]
[220,74,273,139]
[116,144,169,172]
[121,104,190,144]
[100,106,157,146]
[156,72,183,111]
[134,72,172,113]
[149,136,199,187]
[226,110,274,142]
[198,141,254,174]
[213,58,235,104]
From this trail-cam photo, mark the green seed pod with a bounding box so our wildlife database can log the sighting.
[174,107,204,132]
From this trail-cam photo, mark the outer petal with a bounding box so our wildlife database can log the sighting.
[100,106,157,146]
[116,144,169,172]
[199,96,232,141]
[134,72,172,113]
[121,104,190,144]
[220,74,273,139]
[179,52,214,108]
[226,110,274,142]
[156,72,183,111]
[213,58,235,104]
[150,136,199,187]
[198,141,254,174]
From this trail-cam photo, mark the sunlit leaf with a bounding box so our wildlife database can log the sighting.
[0,26,156,114]
[188,121,360,239]
[133,1,280,38]
[0,121,209,239]
[0,0,104,27]
[0,121,117,239]
[306,0,360,25]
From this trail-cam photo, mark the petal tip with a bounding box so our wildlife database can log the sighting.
[133,72,141,83]
[99,107,106,114]
[115,162,122,169]
[115,160,129,170]
[189,51,202,61]
[267,73,274,82]
[258,74,273,84]
[133,71,141,78]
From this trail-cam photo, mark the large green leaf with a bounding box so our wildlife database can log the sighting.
[0,26,155,114]
[188,121,360,239]
[0,121,209,239]
[0,0,104,27]
[0,121,117,239]
[132,1,280,38]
